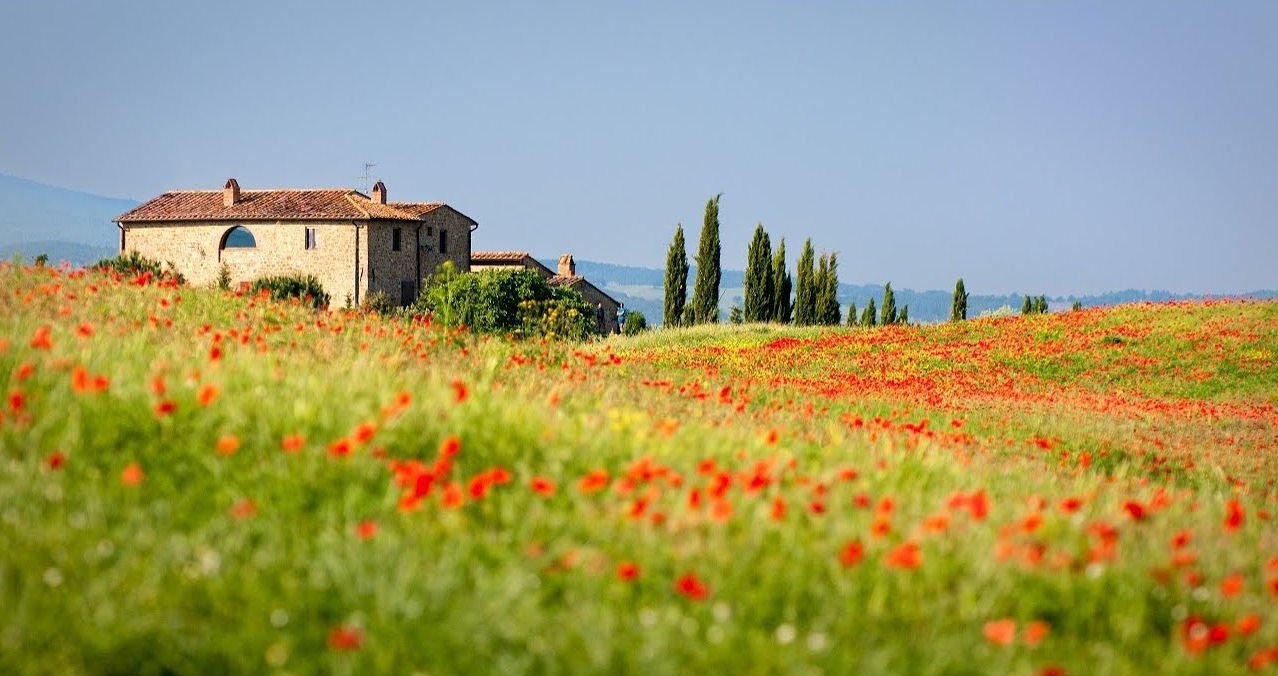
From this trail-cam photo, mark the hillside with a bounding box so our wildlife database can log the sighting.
[1,261,1275,674]
[0,174,136,263]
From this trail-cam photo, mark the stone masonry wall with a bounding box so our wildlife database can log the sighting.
[365,222,421,305]
[419,208,473,279]
[124,220,361,306]
[124,213,473,308]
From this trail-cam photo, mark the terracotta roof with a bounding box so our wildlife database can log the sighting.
[388,201,446,218]
[117,188,452,223]
[471,251,532,263]
[547,275,582,287]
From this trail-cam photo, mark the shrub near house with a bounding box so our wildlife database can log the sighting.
[414,263,595,340]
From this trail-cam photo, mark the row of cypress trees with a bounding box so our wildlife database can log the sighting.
[662,196,983,328]
[664,195,723,326]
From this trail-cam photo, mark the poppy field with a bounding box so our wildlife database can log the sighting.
[2,260,1277,675]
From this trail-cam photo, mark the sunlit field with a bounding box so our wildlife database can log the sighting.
[2,261,1276,675]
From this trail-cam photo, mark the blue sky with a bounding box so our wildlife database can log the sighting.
[1,1,1274,295]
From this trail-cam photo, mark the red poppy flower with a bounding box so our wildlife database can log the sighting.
[530,476,556,497]
[674,572,709,601]
[328,437,353,458]
[216,435,240,455]
[29,325,53,350]
[1220,574,1243,597]
[1237,613,1261,637]
[578,469,609,494]
[356,520,378,540]
[1223,500,1244,533]
[617,561,640,582]
[196,383,220,407]
[885,541,922,569]
[983,618,1016,646]
[450,379,469,403]
[441,482,464,509]
[839,540,865,568]
[121,462,145,486]
[770,496,787,521]
[280,434,305,452]
[345,421,374,446]
[47,451,65,470]
[438,435,461,458]
[1023,620,1050,646]
[229,499,257,519]
[154,400,177,417]
[327,625,363,651]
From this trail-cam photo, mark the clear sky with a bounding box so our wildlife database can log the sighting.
[1,1,1274,295]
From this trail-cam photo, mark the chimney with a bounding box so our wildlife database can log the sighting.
[223,178,240,207]
[557,254,576,277]
[371,181,387,205]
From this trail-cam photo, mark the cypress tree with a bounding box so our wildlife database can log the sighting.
[793,239,816,325]
[820,252,841,325]
[689,194,722,324]
[663,224,688,327]
[743,224,773,322]
[899,305,909,324]
[770,239,792,323]
[814,253,830,325]
[1035,295,1048,314]
[880,282,897,326]
[846,300,857,327]
[862,298,877,327]
[950,278,968,322]
[1021,295,1032,315]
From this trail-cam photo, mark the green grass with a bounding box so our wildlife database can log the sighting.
[1,263,1276,675]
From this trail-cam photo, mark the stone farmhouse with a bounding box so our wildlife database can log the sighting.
[470,251,622,333]
[116,178,623,332]
[115,178,476,306]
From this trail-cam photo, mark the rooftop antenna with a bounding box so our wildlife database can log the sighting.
[359,162,376,193]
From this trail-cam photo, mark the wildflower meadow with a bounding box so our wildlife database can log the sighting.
[1,260,1276,675]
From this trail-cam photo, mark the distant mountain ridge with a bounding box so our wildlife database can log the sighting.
[0,174,1270,324]
[0,173,136,253]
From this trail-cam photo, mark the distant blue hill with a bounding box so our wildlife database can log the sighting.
[0,173,136,263]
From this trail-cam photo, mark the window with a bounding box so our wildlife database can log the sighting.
[305,227,318,250]
[220,225,256,249]
[439,230,447,254]
[392,227,401,252]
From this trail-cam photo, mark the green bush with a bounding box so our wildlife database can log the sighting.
[93,251,185,284]
[415,263,594,340]
[623,310,648,335]
[248,274,330,309]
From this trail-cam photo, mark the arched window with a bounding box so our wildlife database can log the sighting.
[220,225,257,249]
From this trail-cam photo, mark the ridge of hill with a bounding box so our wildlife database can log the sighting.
[0,173,137,259]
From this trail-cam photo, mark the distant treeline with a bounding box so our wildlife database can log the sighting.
[566,258,1276,327]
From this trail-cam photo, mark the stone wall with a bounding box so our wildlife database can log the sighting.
[124,220,360,306]
[568,280,621,334]
[365,222,421,305]
[123,211,474,308]
[419,208,474,280]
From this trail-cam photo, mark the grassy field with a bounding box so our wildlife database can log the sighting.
[1,261,1276,675]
